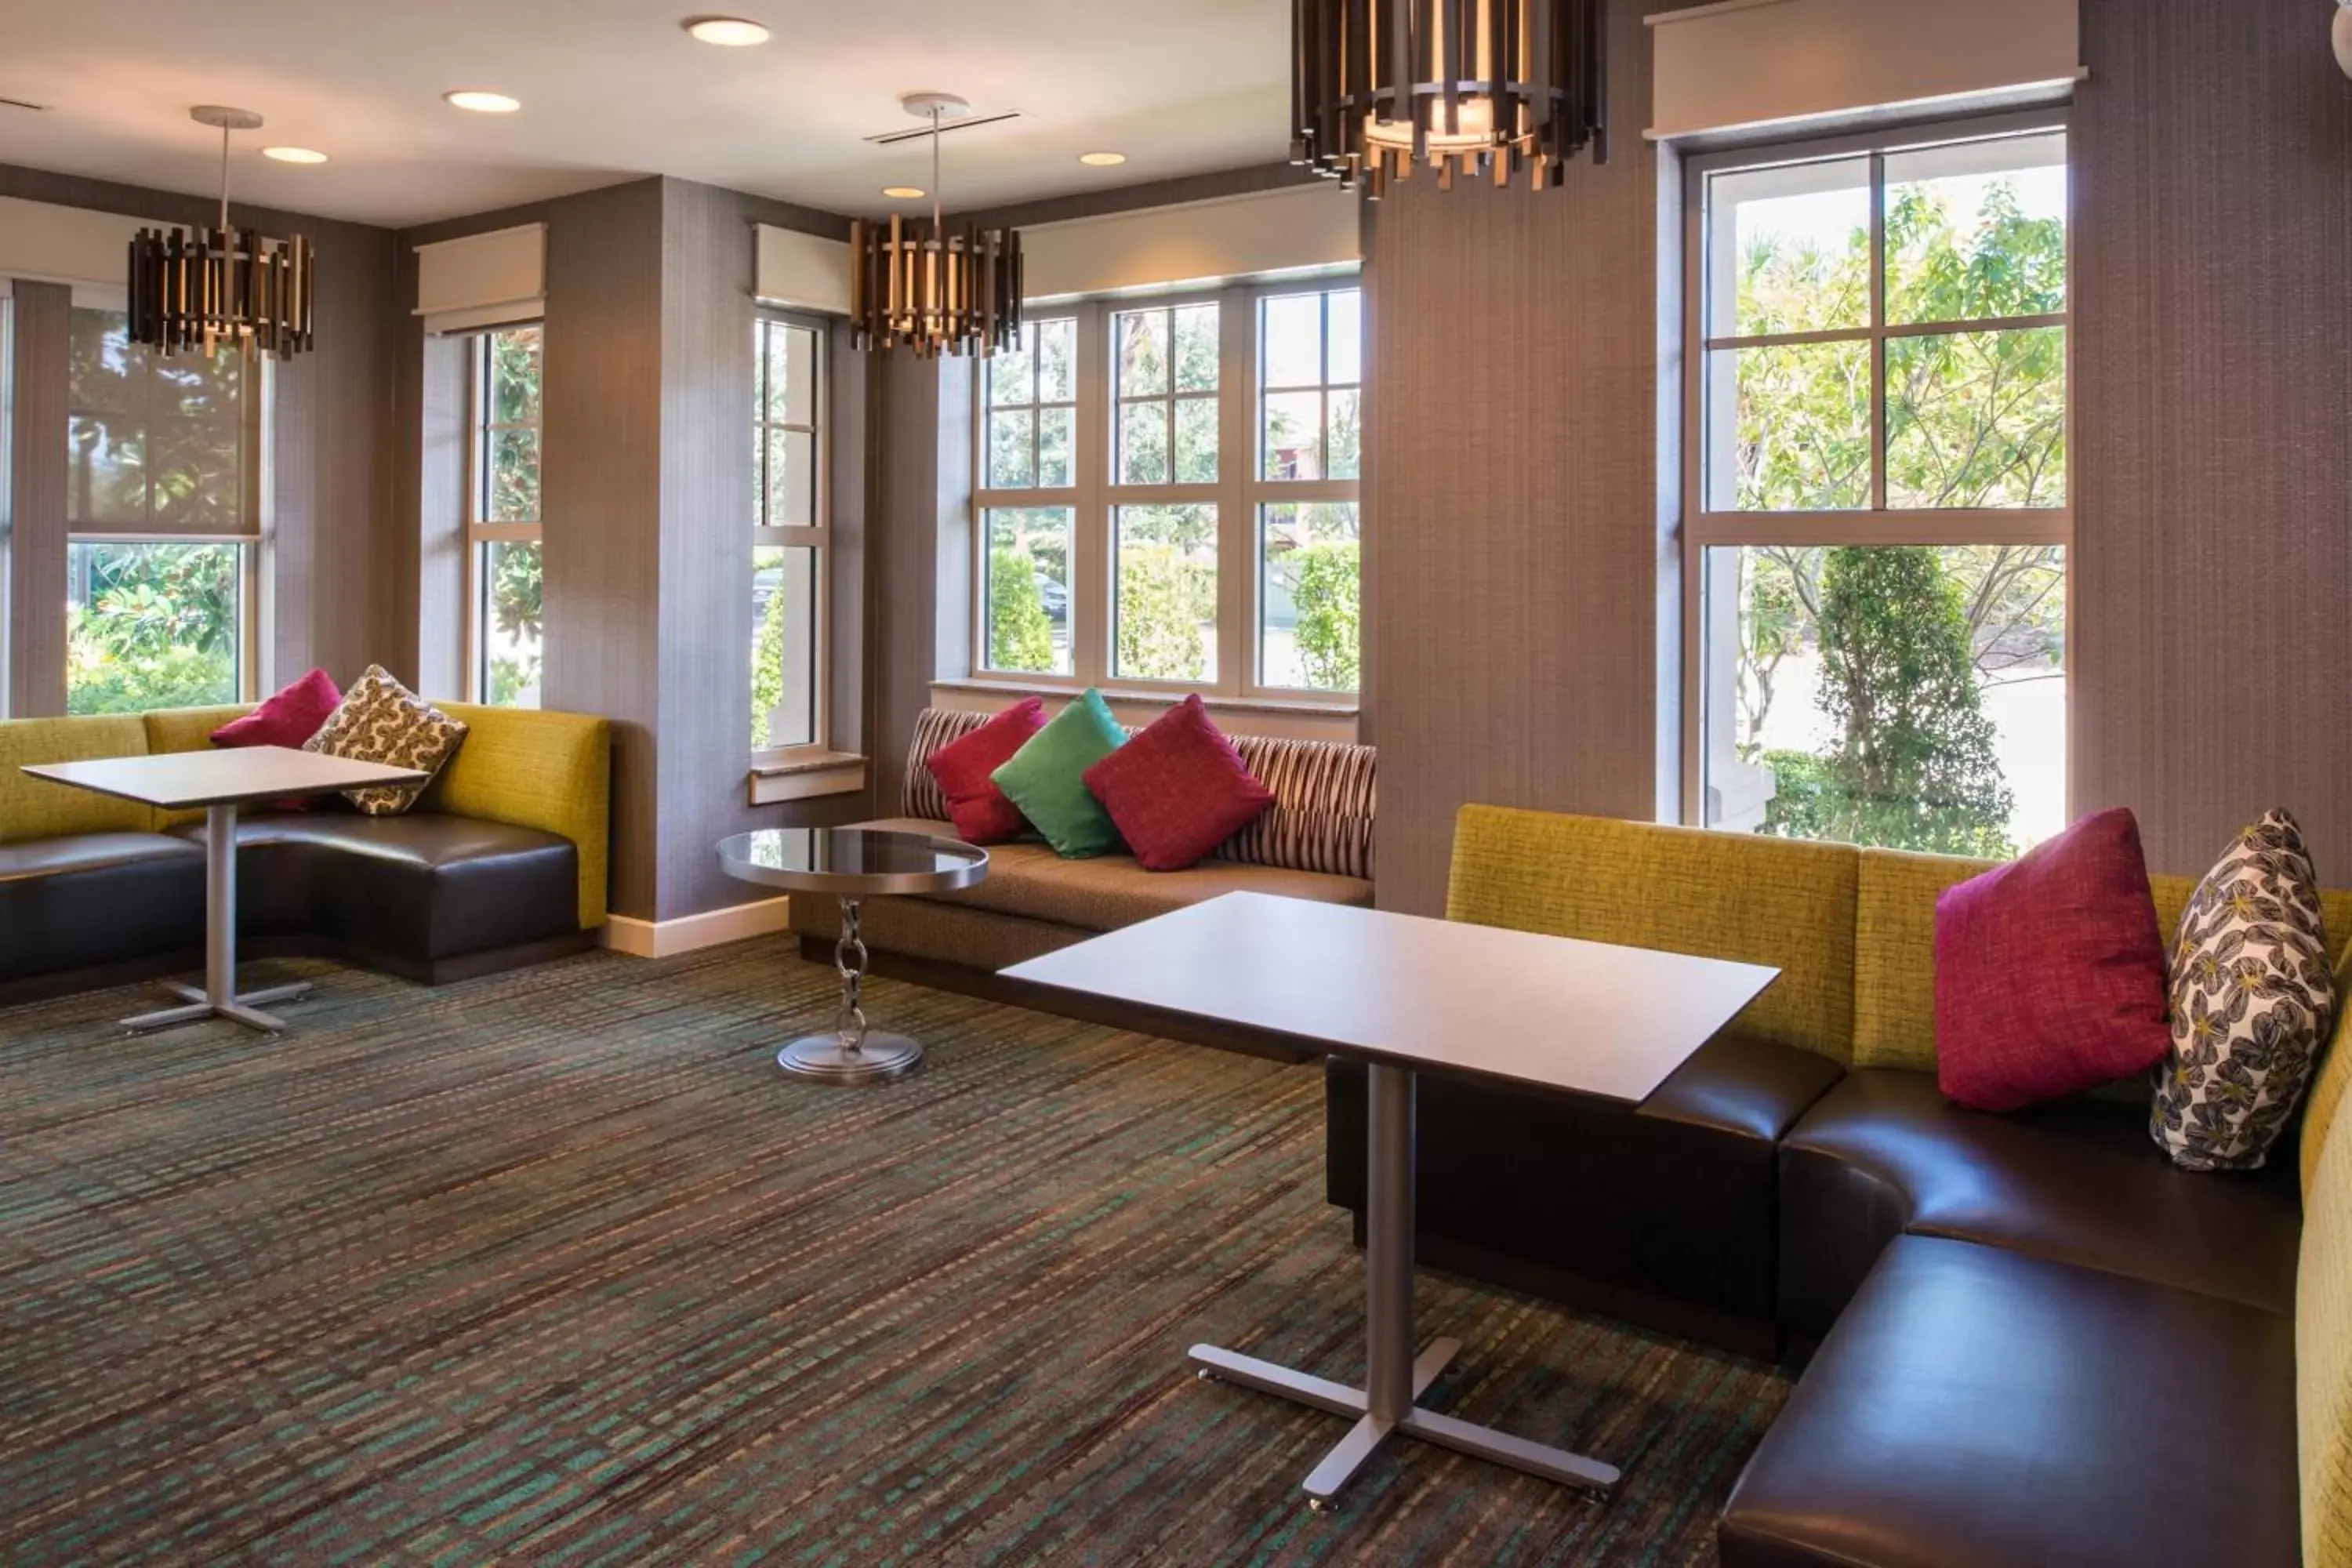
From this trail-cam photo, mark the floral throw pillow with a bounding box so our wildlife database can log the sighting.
[2151,809,2336,1171]
[302,665,468,816]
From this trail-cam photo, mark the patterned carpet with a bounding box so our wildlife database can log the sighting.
[0,938,1789,1566]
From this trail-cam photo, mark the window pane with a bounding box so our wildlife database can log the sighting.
[753,544,820,752]
[1327,289,1363,385]
[1035,318,1076,403]
[67,541,241,714]
[1885,131,2067,326]
[764,322,819,426]
[984,508,1073,675]
[1327,388,1361,481]
[1118,401,1168,486]
[1263,390,1324,481]
[1261,293,1323,388]
[1705,342,1871,511]
[487,428,543,521]
[1173,304,1220,393]
[67,415,146,526]
[68,310,143,413]
[149,420,243,528]
[480,540,544,709]
[1118,310,1171,397]
[154,353,241,420]
[1037,406,1075,488]
[988,331,1036,408]
[1174,395,1218,484]
[1701,543,2065,858]
[1260,503,1359,691]
[988,409,1036,488]
[490,326,543,426]
[764,426,817,528]
[1115,505,1218,683]
[1886,327,2067,510]
[1705,157,1871,338]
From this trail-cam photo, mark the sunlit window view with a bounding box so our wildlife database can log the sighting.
[753,314,826,753]
[981,318,1078,676]
[1112,303,1219,683]
[64,307,250,714]
[1697,128,2068,858]
[473,325,544,708]
[1258,288,1360,692]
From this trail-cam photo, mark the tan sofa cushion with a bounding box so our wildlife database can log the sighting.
[851,816,1374,933]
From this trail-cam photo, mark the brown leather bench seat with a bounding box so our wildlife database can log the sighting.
[1719,1235,2299,1568]
[0,833,206,985]
[162,811,580,977]
[1328,1033,1844,1356]
[1777,1068,2303,1337]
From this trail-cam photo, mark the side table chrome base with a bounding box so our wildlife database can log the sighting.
[778,1030,923,1083]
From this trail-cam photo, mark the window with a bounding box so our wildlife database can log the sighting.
[1686,118,2068,860]
[65,307,260,714]
[753,314,828,756]
[973,281,1362,699]
[468,324,543,708]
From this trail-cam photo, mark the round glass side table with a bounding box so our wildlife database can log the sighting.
[717,827,989,1084]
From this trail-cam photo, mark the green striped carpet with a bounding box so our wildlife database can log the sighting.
[0,938,1788,1566]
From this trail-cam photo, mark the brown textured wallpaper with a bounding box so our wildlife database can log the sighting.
[2072,0,2352,886]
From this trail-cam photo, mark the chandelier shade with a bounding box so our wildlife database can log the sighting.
[847,212,1023,360]
[128,106,316,361]
[1290,0,1610,196]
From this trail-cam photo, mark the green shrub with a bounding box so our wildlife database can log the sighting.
[1289,540,1360,691]
[989,546,1055,673]
[1115,547,1215,682]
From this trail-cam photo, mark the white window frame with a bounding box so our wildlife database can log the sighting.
[752,309,831,764]
[464,322,543,707]
[64,303,268,707]
[1678,107,2074,828]
[970,274,1363,705]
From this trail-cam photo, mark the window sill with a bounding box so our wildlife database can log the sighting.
[747,750,868,806]
[929,681,1359,744]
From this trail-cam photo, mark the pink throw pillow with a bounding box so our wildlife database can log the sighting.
[1081,695,1273,872]
[1933,807,2172,1112]
[212,668,344,809]
[926,698,1048,843]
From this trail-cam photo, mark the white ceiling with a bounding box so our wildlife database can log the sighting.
[0,0,1294,229]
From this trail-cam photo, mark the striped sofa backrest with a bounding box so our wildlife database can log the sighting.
[899,706,1376,881]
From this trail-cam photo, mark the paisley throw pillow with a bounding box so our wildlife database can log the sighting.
[303,665,468,816]
[2150,810,2336,1171]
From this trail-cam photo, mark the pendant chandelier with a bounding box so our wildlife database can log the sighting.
[848,93,1023,359]
[127,106,314,361]
[1290,0,1609,197]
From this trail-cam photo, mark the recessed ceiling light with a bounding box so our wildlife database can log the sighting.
[1079,151,1127,167]
[684,16,770,45]
[262,146,328,164]
[445,90,521,114]
[882,186,926,199]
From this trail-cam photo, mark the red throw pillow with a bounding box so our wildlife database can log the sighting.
[1933,807,2173,1112]
[1081,695,1273,872]
[212,668,343,810]
[926,698,1047,843]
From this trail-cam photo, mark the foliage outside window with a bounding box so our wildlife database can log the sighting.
[973,281,1361,699]
[470,325,543,708]
[1691,121,2069,860]
[64,307,257,714]
[753,314,828,757]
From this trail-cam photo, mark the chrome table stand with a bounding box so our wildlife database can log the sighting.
[776,896,921,1084]
[1191,1063,1620,1509]
[125,803,310,1035]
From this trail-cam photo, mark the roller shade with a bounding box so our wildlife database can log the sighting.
[1646,0,2082,142]
[1020,184,1360,301]
[755,224,852,315]
[0,195,147,292]
[414,223,545,335]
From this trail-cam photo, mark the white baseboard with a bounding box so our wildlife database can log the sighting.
[600,895,795,958]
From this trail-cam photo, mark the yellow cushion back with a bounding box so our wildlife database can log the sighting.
[2301,1094,2352,1567]
[1448,807,1860,1063]
[0,716,154,842]
[1850,848,2002,1071]
[2303,952,2352,1204]
[426,703,612,930]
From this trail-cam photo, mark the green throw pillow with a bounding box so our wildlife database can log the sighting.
[991,690,1127,858]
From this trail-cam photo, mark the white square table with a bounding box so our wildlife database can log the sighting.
[21,746,430,1033]
[1004,891,1778,1510]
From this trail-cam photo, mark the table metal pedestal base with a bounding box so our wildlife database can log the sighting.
[121,802,310,1036]
[781,895,924,1085]
[1191,1062,1621,1510]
